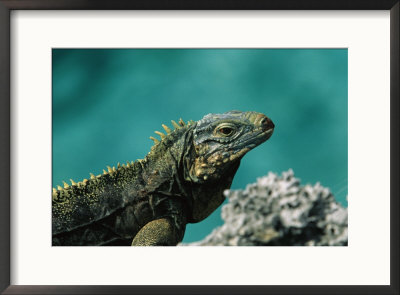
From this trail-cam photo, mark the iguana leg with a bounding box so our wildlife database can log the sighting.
[131,218,181,246]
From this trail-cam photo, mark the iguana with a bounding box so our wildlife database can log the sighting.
[52,111,274,246]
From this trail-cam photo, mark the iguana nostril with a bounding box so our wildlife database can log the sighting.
[260,117,274,130]
[269,120,274,129]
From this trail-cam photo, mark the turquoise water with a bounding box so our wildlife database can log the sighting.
[52,49,348,243]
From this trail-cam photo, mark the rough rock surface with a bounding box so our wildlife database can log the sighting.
[183,170,347,246]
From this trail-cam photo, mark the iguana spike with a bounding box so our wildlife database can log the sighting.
[70,179,77,186]
[162,124,171,134]
[53,188,57,194]
[112,166,116,172]
[150,136,159,144]
[179,118,185,126]
[131,161,134,165]
[62,181,69,188]
[57,185,63,190]
[127,162,131,168]
[154,131,165,139]
[117,162,121,168]
[83,178,88,183]
[107,166,113,173]
[171,120,180,129]
[90,173,95,179]
[103,169,107,174]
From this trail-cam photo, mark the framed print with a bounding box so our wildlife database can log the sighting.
[1,1,399,294]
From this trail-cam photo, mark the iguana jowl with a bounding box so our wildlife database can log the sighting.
[52,111,274,246]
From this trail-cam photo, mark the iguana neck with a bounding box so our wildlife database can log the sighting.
[138,123,197,199]
[188,160,241,223]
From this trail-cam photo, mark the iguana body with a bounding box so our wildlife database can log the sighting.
[52,111,274,246]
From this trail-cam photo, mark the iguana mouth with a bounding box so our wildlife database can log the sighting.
[259,126,274,140]
[259,126,274,135]
[237,125,274,150]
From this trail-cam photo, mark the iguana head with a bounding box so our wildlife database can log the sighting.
[143,110,273,222]
[188,110,274,183]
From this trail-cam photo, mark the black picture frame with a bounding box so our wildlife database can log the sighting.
[1,1,399,294]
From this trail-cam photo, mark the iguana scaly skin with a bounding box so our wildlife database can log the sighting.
[52,111,274,246]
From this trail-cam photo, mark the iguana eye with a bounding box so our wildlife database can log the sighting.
[216,124,236,137]
[219,127,233,136]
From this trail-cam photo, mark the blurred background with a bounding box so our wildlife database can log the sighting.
[52,49,348,243]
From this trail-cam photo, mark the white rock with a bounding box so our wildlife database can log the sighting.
[180,170,348,246]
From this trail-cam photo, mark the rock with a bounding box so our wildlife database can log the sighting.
[182,169,347,246]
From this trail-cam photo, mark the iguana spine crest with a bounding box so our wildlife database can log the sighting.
[52,117,193,199]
